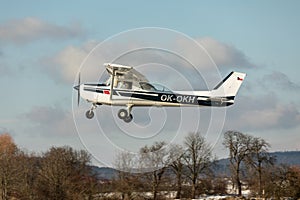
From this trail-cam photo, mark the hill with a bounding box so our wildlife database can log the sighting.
[217,151,300,166]
[93,151,300,180]
[271,151,300,166]
[90,166,118,180]
[214,151,300,176]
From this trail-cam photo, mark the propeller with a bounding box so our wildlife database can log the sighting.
[73,73,81,106]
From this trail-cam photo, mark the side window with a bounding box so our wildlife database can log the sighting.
[117,81,132,89]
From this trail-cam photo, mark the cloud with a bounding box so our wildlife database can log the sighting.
[225,93,300,131]
[41,37,253,88]
[22,105,76,136]
[197,37,253,68]
[0,17,84,44]
[262,71,300,91]
[239,103,300,130]
[41,41,99,83]
[176,37,254,70]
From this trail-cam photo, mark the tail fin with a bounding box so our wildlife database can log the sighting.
[212,71,246,97]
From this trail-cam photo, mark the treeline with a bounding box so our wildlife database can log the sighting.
[0,134,99,200]
[1,132,300,200]
[109,131,300,199]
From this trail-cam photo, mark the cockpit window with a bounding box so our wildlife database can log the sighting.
[139,82,156,91]
[117,81,132,89]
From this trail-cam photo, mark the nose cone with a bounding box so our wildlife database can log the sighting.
[73,85,80,91]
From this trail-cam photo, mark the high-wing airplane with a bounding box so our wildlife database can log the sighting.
[73,63,246,123]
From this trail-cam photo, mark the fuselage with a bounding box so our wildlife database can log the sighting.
[79,83,234,107]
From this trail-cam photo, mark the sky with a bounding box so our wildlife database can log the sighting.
[1,0,300,167]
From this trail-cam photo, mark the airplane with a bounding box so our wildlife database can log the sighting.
[73,63,246,123]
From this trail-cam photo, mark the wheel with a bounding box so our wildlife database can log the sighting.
[123,114,133,123]
[85,110,94,119]
[118,109,128,119]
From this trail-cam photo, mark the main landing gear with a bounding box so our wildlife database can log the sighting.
[117,105,133,123]
[85,104,133,123]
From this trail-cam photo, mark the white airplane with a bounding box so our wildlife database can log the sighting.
[74,63,246,123]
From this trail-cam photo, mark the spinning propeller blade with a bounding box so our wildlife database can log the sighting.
[77,73,80,106]
[73,73,81,106]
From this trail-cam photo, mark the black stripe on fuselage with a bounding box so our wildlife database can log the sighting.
[117,90,234,107]
[84,87,103,93]
[85,83,107,87]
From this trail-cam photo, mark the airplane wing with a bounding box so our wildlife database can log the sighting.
[104,63,149,83]
[104,63,132,75]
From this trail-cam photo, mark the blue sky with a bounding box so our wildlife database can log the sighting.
[1,0,300,166]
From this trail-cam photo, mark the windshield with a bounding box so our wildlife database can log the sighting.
[151,83,172,92]
[139,82,156,91]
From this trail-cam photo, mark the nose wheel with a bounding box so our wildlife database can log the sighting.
[85,104,97,119]
[86,110,94,119]
[118,105,133,123]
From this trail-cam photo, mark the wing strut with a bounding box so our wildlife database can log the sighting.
[109,67,115,101]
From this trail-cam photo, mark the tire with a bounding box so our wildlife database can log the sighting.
[123,114,133,123]
[85,110,94,119]
[118,109,128,119]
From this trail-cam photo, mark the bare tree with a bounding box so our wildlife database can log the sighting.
[245,137,274,196]
[140,141,169,200]
[17,152,40,200]
[37,146,94,200]
[223,131,253,196]
[0,134,17,154]
[183,132,213,199]
[114,151,142,199]
[0,133,20,200]
[285,166,300,199]
[168,144,185,199]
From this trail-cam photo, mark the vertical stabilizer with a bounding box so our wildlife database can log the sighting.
[212,71,246,97]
